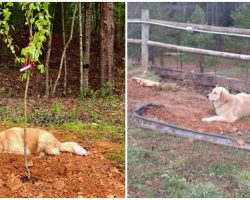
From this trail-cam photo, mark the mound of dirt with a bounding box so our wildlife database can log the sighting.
[0,130,125,198]
[128,75,250,139]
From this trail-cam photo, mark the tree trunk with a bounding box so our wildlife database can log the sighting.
[45,5,55,97]
[24,71,31,179]
[83,2,91,89]
[62,3,67,96]
[79,2,84,94]
[23,7,33,179]
[100,2,114,93]
[51,3,78,96]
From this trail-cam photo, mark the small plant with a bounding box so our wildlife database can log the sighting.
[79,87,94,98]
[0,106,4,119]
[52,100,62,113]
[0,86,5,95]
[95,81,113,97]
[107,145,125,168]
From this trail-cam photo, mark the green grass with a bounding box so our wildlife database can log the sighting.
[163,175,224,198]
[128,120,250,198]
[107,145,125,168]
[210,161,231,176]
[231,170,250,197]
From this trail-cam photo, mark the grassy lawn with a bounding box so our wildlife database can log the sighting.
[0,96,125,168]
[128,119,250,198]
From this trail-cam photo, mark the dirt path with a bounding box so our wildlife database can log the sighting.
[0,129,125,198]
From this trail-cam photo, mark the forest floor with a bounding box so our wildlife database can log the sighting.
[128,68,250,198]
[0,96,125,198]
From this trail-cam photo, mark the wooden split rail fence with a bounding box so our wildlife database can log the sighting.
[127,9,250,92]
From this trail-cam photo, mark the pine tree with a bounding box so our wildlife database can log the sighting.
[181,6,217,73]
[223,3,250,75]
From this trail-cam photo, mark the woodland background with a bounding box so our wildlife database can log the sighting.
[0,3,125,197]
[0,2,125,97]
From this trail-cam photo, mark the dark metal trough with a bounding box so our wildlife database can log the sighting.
[132,103,250,150]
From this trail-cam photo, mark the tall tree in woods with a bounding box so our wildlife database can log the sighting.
[62,3,67,95]
[181,6,217,73]
[45,5,55,97]
[79,2,92,95]
[79,2,84,94]
[100,2,114,93]
[83,2,91,91]
[51,3,77,96]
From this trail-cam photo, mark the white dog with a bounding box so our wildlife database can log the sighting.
[0,127,87,156]
[202,86,250,123]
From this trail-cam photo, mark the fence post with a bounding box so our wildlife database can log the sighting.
[141,9,149,72]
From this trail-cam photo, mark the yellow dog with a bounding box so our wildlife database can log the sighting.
[202,86,250,123]
[0,127,87,155]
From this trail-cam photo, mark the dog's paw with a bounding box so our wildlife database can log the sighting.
[73,144,87,156]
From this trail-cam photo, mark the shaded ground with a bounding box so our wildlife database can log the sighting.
[0,127,124,198]
[128,70,250,198]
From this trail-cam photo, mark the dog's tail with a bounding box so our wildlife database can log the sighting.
[59,142,87,156]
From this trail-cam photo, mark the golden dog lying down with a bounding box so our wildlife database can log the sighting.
[0,127,87,156]
[202,86,250,123]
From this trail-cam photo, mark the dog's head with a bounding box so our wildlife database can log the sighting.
[207,86,230,103]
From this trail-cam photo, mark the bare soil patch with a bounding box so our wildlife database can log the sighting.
[0,130,125,198]
[128,75,250,139]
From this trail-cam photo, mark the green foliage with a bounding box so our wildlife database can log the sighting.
[20,2,51,76]
[223,3,250,70]
[0,106,4,119]
[114,2,125,43]
[79,88,94,98]
[0,2,17,57]
[0,2,52,79]
[95,81,113,97]
[180,6,217,72]
[52,100,62,113]
[0,86,5,94]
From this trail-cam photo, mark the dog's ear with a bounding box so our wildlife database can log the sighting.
[220,90,230,104]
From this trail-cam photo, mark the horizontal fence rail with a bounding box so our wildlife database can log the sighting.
[128,19,250,38]
[127,9,250,71]
[128,38,250,61]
